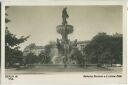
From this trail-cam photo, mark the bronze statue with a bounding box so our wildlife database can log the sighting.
[62,7,69,25]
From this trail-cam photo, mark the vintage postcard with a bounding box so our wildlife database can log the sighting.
[1,1,127,85]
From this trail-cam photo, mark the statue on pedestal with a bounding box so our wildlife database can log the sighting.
[62,7,69,25]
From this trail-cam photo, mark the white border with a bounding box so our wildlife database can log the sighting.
[1,1,5,84]
[5,1,125,6]
[122,1,127,84]
[1,1,127,85]
[3,0,127,3]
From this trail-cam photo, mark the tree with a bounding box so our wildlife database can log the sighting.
[110,33,122,65]
[43,44,53,63]
[24,53,37,67]
[24,43,36,50]
[5,28,29,47]
[84,32,122,67]
[5,28,29,67]
[23,43,36,56]
[5,7,29,67]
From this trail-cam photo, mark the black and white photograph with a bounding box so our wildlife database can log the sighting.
[4,5,127,84]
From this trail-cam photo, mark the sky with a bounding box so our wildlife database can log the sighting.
[6,6,122,50]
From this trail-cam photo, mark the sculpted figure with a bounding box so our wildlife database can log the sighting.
[62,7,69,25]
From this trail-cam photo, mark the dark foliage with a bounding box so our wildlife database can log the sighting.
[24,53,38,65]
[5,28,29,67]
[84,32,122,66]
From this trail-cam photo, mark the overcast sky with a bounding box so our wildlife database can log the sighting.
[6,6,122,50]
